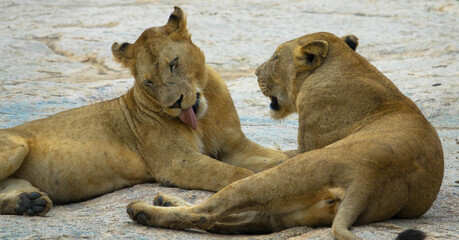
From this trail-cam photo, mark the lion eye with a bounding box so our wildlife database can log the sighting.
[146,81,154,87]
[170,57,179,73]
[273,55,279,60]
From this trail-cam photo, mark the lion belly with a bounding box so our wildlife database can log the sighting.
[9,100,152,203]
[12,137,151,203]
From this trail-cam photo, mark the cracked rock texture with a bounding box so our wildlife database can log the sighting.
[0,0,458,239]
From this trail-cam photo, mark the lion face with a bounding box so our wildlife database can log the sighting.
[255,33,358,120]
[111,7,208,129]
[255,42,300,120]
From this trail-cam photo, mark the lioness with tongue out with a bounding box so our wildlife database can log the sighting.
[0,6,287,217]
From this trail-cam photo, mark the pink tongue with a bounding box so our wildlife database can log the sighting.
[178,107,197,130]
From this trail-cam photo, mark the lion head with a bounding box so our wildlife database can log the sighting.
[111,7,207,130]
[255,33,358,120]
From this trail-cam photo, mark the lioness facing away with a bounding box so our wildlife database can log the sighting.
[126,32,444,240]
[0,7,288,217]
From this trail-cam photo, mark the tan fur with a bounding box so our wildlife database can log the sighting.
[0,7,287,216]
[125,32,443,240]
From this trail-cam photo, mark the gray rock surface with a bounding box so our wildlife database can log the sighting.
[0,0,458,239]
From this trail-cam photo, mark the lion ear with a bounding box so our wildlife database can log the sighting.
[340,34,359,51]
[111,42,134,67]
[164,6,189,38]
[294,40,328,71]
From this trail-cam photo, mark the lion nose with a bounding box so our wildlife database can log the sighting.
[169,94,183,109]
[255,63,265,77]
[255,67,260,77]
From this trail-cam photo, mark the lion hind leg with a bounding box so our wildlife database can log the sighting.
[192,186,345,235]
[273,187,347,230]
[207,211,282,234]
[126,201,210,230]
[0,178,52,216]
[0,133,28,181]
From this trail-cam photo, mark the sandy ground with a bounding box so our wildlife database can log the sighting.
[0,0,458,239]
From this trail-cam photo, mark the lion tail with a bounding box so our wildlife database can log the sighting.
[395,229,426,240]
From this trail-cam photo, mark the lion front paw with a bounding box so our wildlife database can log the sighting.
[15,192,52,216]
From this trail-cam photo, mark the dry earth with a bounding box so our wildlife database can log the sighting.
[0,0,458,239]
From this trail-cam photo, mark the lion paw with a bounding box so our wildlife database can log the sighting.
[153,194,173,207]
[15,192,52,216]
[126,201,152,226]
[153,193,192,207]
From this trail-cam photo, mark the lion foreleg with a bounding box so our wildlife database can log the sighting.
[153,155,254,192]
[0,133,28,181]
[283,149,299,158]
[220,139,288,173]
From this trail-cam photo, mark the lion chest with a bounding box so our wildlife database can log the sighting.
[191,131,205,154]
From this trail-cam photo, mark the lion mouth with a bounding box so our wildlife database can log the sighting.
[192,93,200,114]
[269,96,280,111]
[168,93,200,114]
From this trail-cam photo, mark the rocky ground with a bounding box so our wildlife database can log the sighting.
[0,0,458,239]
